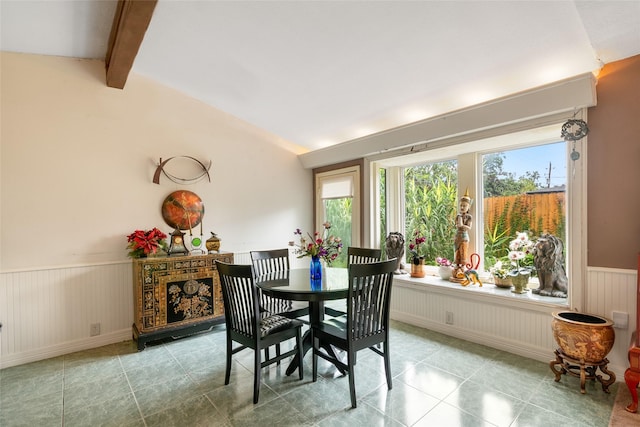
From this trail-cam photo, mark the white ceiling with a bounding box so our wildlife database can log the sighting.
[2,1,639,153]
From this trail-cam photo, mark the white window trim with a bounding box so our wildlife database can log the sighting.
[315,166,361,246]
[369,111,587,310]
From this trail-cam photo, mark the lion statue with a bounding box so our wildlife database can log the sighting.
[385,232,407,275]
[532,233,568,298]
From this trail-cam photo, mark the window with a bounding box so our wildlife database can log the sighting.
[315,165,361,267]
[482,143,567,275]
[371,118,586,307]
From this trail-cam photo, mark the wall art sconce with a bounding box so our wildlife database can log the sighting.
[153,156,211,184]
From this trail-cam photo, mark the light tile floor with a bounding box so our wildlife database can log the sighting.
[0,320,618,426]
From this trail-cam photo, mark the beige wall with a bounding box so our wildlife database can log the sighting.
[587,54,640,269]
[0,52,312,271]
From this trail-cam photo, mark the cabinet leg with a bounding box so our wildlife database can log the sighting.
[625,368,640,413]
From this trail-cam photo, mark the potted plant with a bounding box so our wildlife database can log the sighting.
[408,230,427,278]
[507,231,535,293]
[126,228,168,258]
[489,259,512,288]
[436,257,453,280]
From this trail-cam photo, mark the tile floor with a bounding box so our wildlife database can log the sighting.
[0,320,618,426]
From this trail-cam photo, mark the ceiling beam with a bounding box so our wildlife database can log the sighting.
[105,0,157,89]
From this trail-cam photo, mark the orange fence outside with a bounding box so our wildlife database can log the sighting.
[484,192,566,237]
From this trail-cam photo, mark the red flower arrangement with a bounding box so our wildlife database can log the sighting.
[126,228,168,258]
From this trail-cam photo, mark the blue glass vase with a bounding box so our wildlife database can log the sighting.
[310,255,322,290]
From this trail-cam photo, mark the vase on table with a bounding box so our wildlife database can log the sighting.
[510,271,530,293]
[310,255,322,290]
[410,257,425,278]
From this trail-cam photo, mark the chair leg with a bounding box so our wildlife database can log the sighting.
[276,343,281,366]
[253,347,261,404]
[225,335,232,385]
[347,350,357,408]
[383,341,392,390]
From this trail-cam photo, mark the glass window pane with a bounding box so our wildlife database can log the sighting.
[482,142,567,274]
[323,198,351,267]
[404,160,458,265]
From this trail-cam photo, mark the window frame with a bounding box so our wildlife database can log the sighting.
[369,111,587,310]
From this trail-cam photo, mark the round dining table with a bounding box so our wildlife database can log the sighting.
[256,267,348,376]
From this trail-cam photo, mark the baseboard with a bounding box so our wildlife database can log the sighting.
[390,311,627,382]
[0,328,132,370]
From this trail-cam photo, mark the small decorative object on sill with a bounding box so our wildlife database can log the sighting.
[532,233,568,298]
[510,271,530,294]
[408,230,426,278]
[126,228,168,259]
[293,223,342,286]
[410,257,425,278]
[385,232,406,275]
[451,190,473,283]
[436,257,453,280]
[492,275,512,288]
[458,270,482,287]
[206,232,221,253]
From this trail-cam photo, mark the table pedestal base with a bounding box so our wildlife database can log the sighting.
[549,349,615,394]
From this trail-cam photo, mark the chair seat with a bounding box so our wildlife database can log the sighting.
[260,314,303,338]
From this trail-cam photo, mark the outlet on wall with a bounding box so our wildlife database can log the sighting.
[446,311,454,325]
[90,323,101,336]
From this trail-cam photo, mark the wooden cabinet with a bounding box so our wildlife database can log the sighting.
[132,252,233,350]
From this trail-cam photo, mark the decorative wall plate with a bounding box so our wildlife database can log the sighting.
[161,190,204,231]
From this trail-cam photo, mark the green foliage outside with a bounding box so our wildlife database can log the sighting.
[348,148,566,272]
[323,198,352,267]
[404,161,458,265]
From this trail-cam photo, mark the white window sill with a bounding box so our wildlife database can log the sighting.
[393,270,569,311]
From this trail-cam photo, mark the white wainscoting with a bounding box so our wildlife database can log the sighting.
[1,258,636,376]
[0,261,133,369]
[390,266,637,379]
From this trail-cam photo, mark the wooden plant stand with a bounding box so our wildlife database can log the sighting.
[550,348,616,394]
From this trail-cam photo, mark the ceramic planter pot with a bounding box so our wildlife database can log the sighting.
[492,275,512,288]
[551,311,615,363]
[510,271,530,293]
[438,265,453,280]
[410,258,425,278]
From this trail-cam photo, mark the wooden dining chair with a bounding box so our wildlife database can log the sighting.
[250,249,309,320]
[216,261,304,404]
[347,246,382,265]
[311,258,396,408]
[325,246,383,318]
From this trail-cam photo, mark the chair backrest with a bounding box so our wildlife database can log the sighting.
[250,249,292,314]
[347,247,382,265]
[346,258,396,343]
[250,249,290,277]
[216,261,260,340]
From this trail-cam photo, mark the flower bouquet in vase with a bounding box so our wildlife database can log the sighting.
[293,222,343,284]
[507,232,535,293]
[408,231,426,278]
